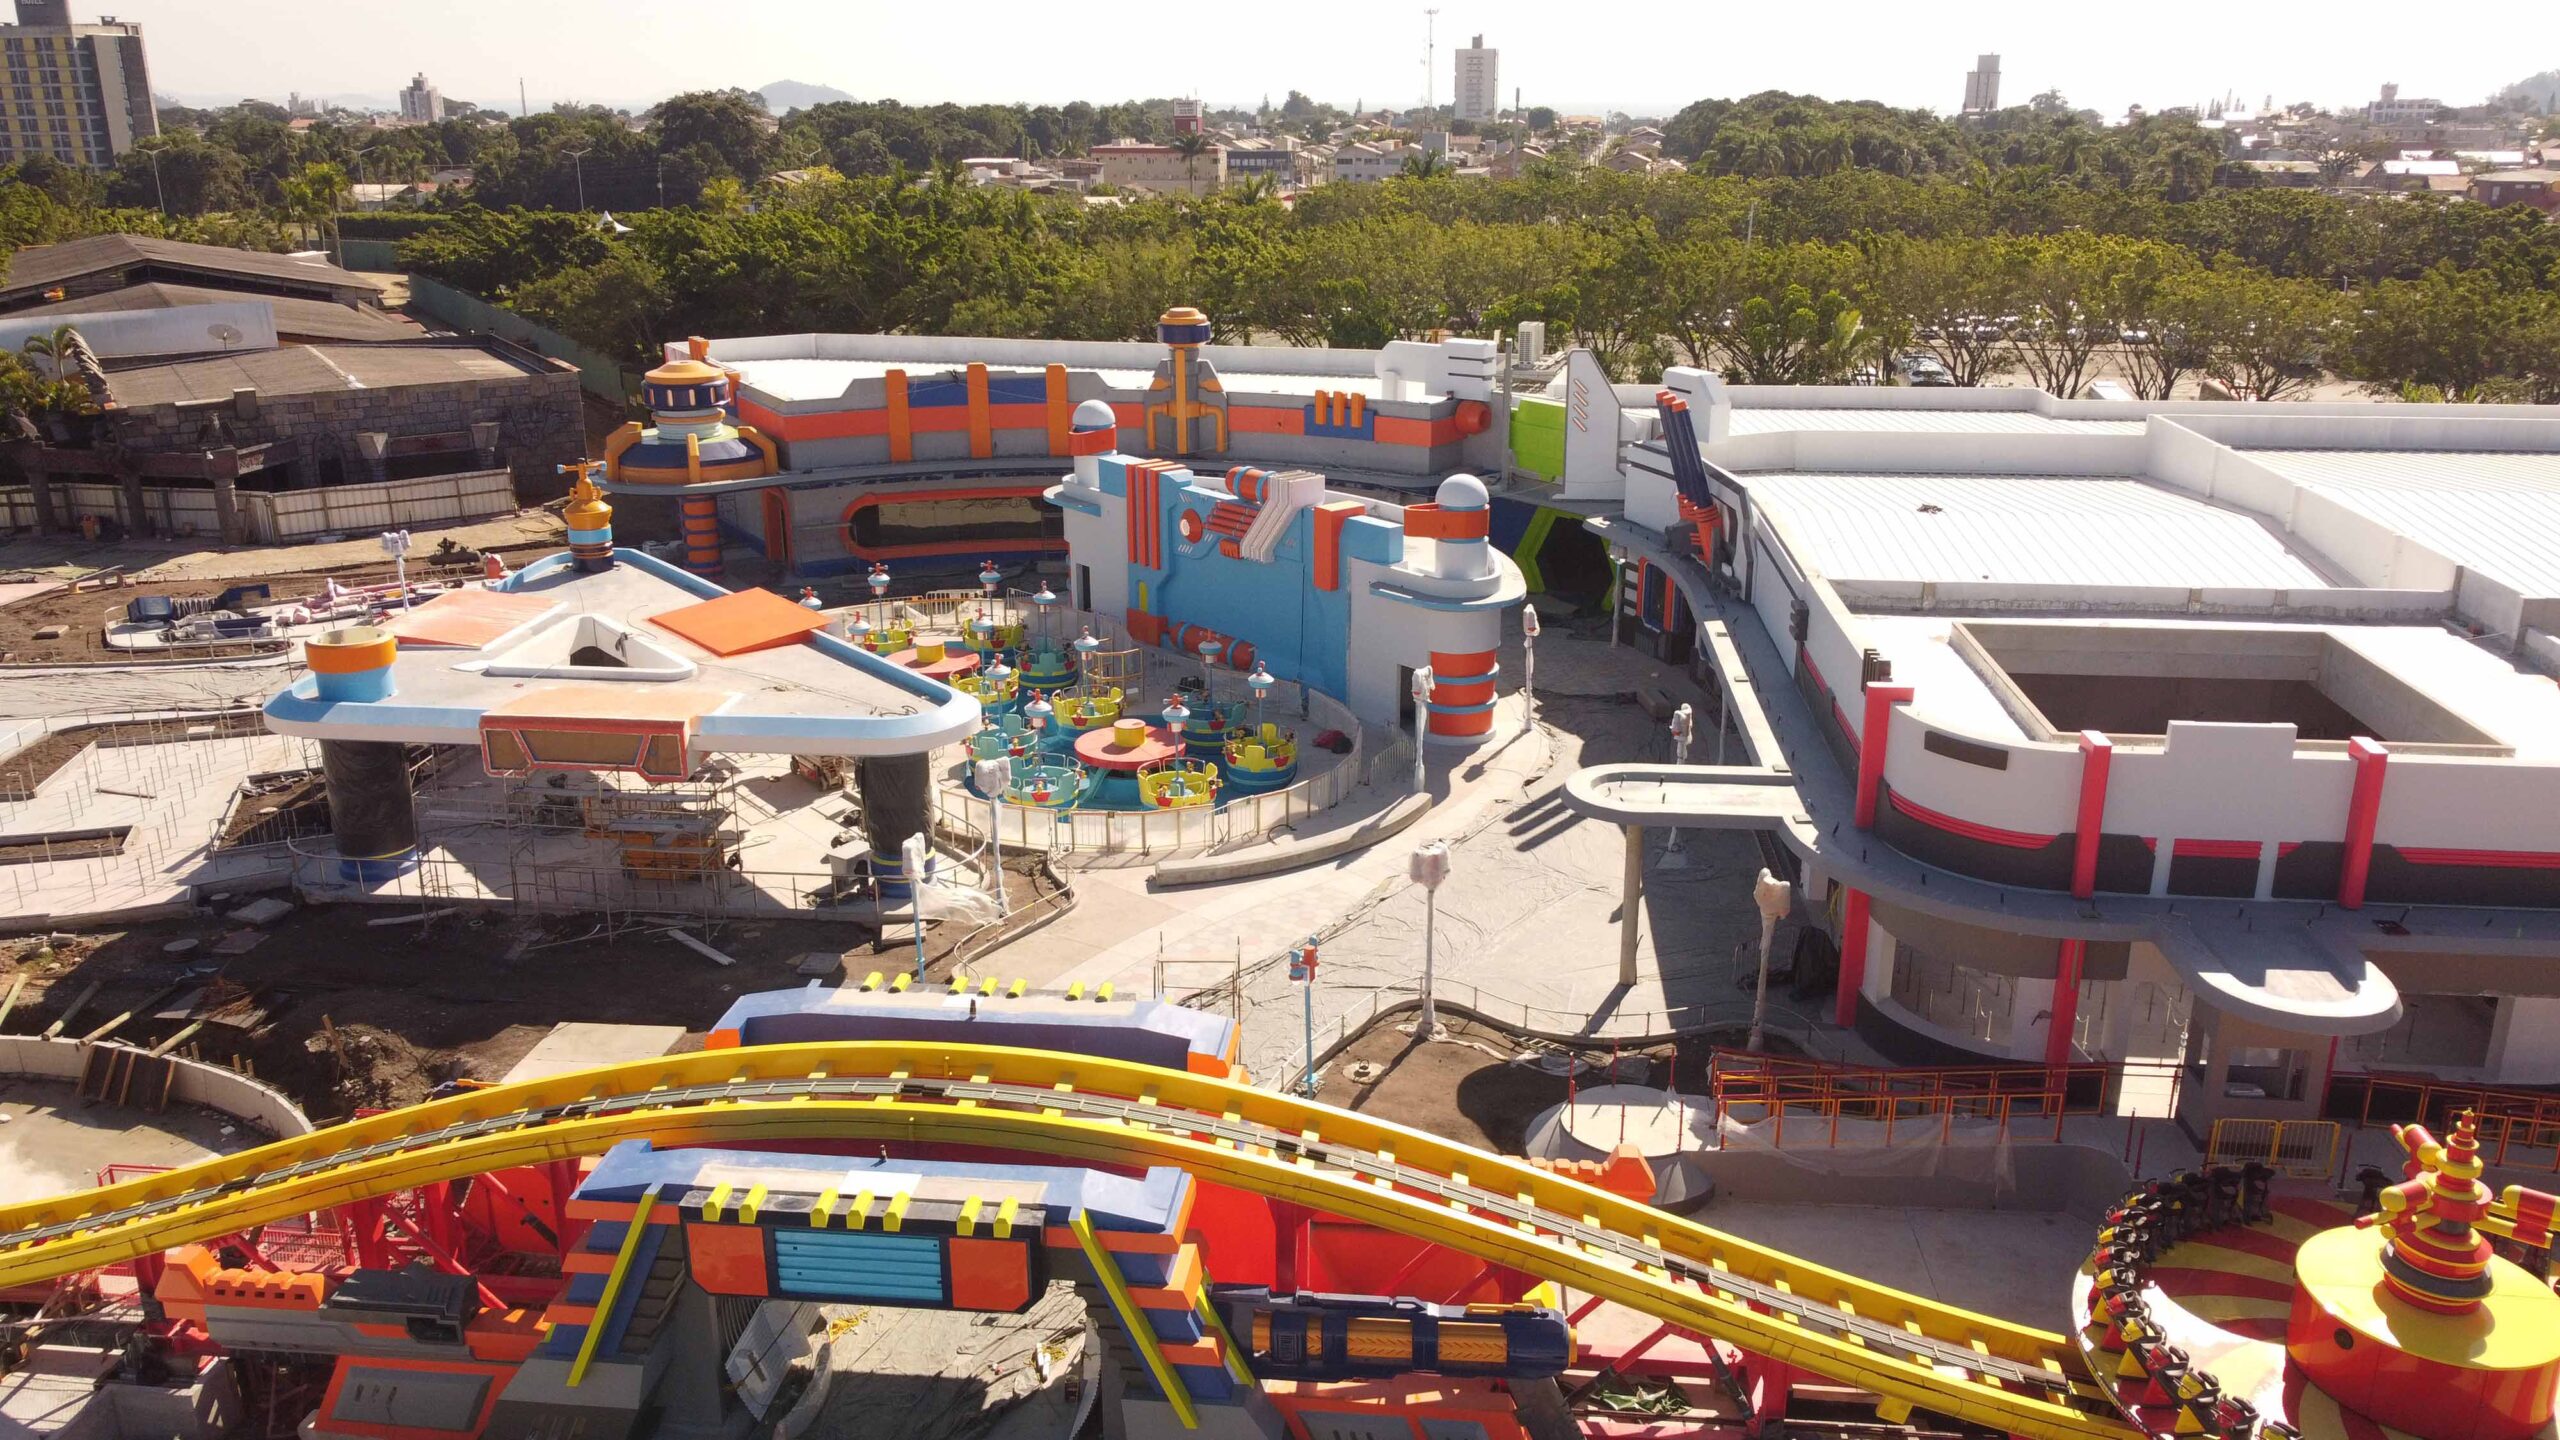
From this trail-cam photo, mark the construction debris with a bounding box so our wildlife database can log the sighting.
[227,897,295,927]
[664,930,737,968]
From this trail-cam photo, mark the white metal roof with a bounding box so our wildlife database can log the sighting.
[1750,472,2332,588]
[1727,407,2148,437]
[2246,449,2560,597]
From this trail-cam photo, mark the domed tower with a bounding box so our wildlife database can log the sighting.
[1068,397,1119,487]
[602,336,779,579]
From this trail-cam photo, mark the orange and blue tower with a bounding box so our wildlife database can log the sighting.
[1144,308,1227,458]
[602,336,780,579]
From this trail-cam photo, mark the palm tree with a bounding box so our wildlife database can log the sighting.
[1400,149,1447,179]
[21,325,80,382]
[279,162,350,259]
[1170,131,1213,190]
[1232,174,1278,205]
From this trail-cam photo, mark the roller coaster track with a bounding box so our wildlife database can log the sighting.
[0,1043,2131,1440]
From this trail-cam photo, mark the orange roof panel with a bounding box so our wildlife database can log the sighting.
[649,587,829,657]
[384,589,560,649]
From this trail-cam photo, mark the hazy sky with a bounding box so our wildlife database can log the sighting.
[116,0,2515,121]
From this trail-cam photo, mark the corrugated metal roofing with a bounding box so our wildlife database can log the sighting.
[1750,472,2331,588]
[1729,408,2149,436]
[2247,449,2560,596]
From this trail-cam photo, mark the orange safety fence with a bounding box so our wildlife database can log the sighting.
[1708,1049,2177,1151]
[2324,1070,2560,1173]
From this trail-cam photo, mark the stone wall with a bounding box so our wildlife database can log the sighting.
[109,357,585,502]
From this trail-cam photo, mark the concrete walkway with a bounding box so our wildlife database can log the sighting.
[967,625,1807,1085]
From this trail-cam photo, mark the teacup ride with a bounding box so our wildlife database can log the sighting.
[1017,635,1079,690]
[851,623,911,655]
[999,754,1087,809]
[1138,755,1221,809]
[954,668,1020,714]
[1177,697,1250,761]
[1221,722,1299,794]
[1056,687,1125,735]
[960,611,1025,658]
[967,714,1037,763]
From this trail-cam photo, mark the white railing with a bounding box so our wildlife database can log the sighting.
[932,681,1367,858]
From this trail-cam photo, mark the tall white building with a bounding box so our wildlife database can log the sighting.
[1455,34,1498,122]
[1962,53,2000,114]
[399,72,442,124]
[0,1,154,168]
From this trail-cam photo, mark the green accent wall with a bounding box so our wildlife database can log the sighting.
[1510,396,1565,480]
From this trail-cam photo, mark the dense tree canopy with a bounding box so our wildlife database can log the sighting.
[1,90,2556,402]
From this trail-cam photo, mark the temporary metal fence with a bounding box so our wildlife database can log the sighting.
[1710,1051,2185,1152]
[2325,1069,2560,1172]
[2203,1117,2344,1179]
[0,470,516,544]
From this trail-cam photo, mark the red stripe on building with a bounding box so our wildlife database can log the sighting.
[2171,839,2262,860]
[1884,788,2054,849]
[2394,846,2560,869]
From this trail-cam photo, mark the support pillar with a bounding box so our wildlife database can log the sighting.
[2046,938,2085,1069]
[307,624,414,882]
[26,465,56,534]
[1834,887,1870,1029]
[211,472,242,545]
[319,739,417,882]
[114,457,148,539]
[856,753,931,898]
[1852,684,1914,828]
[2340,736,2389,909]
[2071,731,2112,899]
[1620,824,1645,987]
[678,493,722,578]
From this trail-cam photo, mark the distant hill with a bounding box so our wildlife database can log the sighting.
[760,80,857,114]
[2495,69,2560,112]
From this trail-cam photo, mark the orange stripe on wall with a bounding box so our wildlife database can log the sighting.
[1375,414,1462,448]
[1045,364,1072,453]
[1229,405,1307,437]
[965,362,992,459]
[885,368,913,463]
[1312,500,1362,592]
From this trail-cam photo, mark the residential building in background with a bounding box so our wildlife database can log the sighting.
[398,71,442,124]
[2365,82,2443,126]
[0,0,154,168]
[1961,53,2000,115]
[1091,138,1226,196]
[1455,34,1498,122]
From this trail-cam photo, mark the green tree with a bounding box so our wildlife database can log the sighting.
[508,248,669,362]
[2340,267,2538,399]
[1859,235,2021,385]
[279,161,349,253]
[2178,268,2346,401]
[19,324,80,381]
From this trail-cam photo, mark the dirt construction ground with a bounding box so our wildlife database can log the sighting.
[0,860,1063,1126]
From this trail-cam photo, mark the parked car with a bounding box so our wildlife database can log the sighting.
[1893,352,1956,386]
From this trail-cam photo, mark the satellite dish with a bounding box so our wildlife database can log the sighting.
[207,323,243,349]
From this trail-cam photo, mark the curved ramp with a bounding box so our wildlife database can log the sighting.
[0,1042,2128,1440]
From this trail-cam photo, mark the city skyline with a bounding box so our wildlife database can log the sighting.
[105,0,2532,125]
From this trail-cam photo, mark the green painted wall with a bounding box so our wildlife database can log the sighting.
[1510,396,1566,480]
